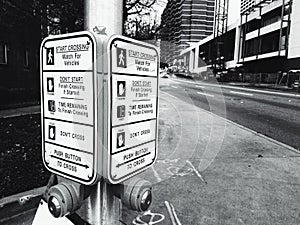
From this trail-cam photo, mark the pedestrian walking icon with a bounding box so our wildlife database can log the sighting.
[117,81,126,97]
[117,132,125,148]
[47,78,54,93]
[117,48,126,68]
[46,47,54,65]
[49,125,56,140]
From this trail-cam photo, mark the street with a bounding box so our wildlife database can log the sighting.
[163,78,300,150]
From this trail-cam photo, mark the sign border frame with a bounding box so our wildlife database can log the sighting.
[107,35,159,184]
[40,31,98,185]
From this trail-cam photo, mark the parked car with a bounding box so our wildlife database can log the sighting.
[159,69,169,78]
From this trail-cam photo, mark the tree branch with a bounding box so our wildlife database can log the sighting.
[126,0,141,11]
[127,8,143,15]
[139,0,156,8]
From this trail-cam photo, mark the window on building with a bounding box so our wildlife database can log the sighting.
[24,49,29,68]
[0,43,8,64]
[284,4,291,16]
[244,38,260,57]
[246,19,261,33]
[198,47,207,67]
[261,31,279,54]
[280,35,286,50]
[262,8,281,27]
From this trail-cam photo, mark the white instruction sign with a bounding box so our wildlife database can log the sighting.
[41,31,98,185]
[107,35,159,184]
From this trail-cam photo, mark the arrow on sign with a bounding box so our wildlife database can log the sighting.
[116,152,151,168]
[50,155,89,169]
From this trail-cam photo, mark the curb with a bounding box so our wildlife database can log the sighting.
[0,186,46,222]
[0,105,41,119]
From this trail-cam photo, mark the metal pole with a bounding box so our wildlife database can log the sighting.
[84,0,123,35]
[278,0,285,56]
[80,1,123,224]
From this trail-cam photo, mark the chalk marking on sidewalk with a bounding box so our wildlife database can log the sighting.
[230,91,254,97]
[197,92,215,98]
[151,166,162,182]
[186,160,207,183]
[165,201,177,225]
[173,78,300,98]
[170,203,182,225]
[132,210,165,225]
[170,85,178,89]
[167,166,193,177]
[162,90,300,154]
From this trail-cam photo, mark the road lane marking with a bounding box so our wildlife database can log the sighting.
[196,85,206,89]
[197,92,214,98]
[187,160,207,184]
[170,85,178,89]
[173,78,300,98]
[230,91,254,97]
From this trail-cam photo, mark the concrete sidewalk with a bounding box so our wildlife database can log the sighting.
[1,81,300,224]
[125,81,300,224]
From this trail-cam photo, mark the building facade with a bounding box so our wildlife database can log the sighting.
[241,0,256,14]
[181,0,300,88]
[0,12,41,108]
[160,0,215,64]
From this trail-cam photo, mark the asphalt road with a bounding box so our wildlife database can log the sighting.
[162,78,300,151]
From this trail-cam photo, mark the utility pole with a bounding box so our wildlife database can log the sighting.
[84,0,123,35]
[81,1,123,224]
[213,0,229,75]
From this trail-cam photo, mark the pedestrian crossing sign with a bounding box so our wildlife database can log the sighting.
[117,47,127,68]
[46,47,54,65]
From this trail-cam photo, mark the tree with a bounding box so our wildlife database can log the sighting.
[124,0,169,40]
[0,0,84,37]
[0,0,162,38]
[33,0,84,36]
[123,0,157,23]
[0,0,38,27]
[124,14,159,40]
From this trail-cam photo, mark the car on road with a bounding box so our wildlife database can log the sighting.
[159,69,169,78]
